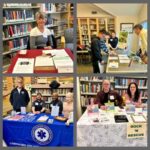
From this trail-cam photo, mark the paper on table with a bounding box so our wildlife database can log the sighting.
[109,57,118,60]
[21,107,26,115]
[43,49,67,56]
[98,62,104,73]
[13,58,34,73]
[119,56,129,60]
[54,56,73,73]
[132,115,146,122]
[37,115,49,122]
[35,56,54,67]
[8,115,25,121]
[50,49,68,57]
[42,50,52,55]
[119,59,130,64]
[108,62,119,68]
[51,106,59,116]
[118,54,128,57]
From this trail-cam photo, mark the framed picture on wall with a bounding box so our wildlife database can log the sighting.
[120,23,134,33]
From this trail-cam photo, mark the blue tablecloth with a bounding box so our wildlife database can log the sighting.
[3,113,73,147]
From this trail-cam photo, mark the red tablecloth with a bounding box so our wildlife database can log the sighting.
[7,49,74,73]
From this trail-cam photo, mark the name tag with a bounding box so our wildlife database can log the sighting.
[21,91,25,94]
[43,33,48,38]
[35,102,39,106]
[110,95,114,100]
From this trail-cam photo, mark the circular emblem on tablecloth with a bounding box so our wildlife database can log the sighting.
[31,125,53,145]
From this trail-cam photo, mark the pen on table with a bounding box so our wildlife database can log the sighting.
[49,55,56,58]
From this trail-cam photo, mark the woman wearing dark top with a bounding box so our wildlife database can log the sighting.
[124,82,142,107]
[30,11,56,49]
[108,31,118,50]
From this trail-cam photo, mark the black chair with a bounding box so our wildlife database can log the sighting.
[27,36,30,50]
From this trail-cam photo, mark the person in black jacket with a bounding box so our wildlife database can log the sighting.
[9,77,30,112]
[49,92,63,115]
[91,29,108,73]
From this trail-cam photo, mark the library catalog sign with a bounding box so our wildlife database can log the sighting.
[127,123,147,139]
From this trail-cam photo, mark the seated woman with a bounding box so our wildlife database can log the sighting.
[63,92,73,118]
[32,93,46,114]
[108,30,118,50]
[124,82,142,107]
[30,11,56,49]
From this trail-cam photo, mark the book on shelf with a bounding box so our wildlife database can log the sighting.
[32,88,71,95]
[55,3,68,12]
[81,83,101,93]
[3,10,34,23]
[80,76,114,82]
[3,24,32,39]
[41,3,56,13]
[3,3,32,7]
[5,37,28,51]
[115,78,147,88]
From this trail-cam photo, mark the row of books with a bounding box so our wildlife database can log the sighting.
[3,3,32,7]
[117,90,148,98]
[45,16,57,27]
[41,3,56,13]
[80,76,114,81]
[55,3,68,12]
[44,96,66,104]
[81,83,101,93]
[3,10,34,23]
[81,96,92,107]
[32,88,72,95]
[3,24,32,39]
[5,37,28,51]
[115,79,147,87]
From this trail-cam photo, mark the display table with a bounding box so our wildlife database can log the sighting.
[7,48,73,73]
[106,49,147,73]
[3,113,73,147]
[77,107,147,147]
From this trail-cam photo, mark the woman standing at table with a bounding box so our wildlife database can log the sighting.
[124,82,142,107]
[30,11,56,49]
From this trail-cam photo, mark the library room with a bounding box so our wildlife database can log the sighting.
[3,76,74,147]
[77,76,147,147]
[77,3,147,74]
[3,3,74,74]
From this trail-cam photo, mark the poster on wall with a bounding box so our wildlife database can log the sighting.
[120,23,134,33]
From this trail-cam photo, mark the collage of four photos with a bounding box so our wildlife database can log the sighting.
[2,2,148,148]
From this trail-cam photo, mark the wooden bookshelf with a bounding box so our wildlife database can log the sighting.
[78,17,116,46]
[3,77,15,116]
[78,76,148,112]
[31,77,73,107]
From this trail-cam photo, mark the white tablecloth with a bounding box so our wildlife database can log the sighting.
[77,108,147,147]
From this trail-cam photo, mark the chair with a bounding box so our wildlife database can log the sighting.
[64,28,74,53]
[27,36,30,50]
